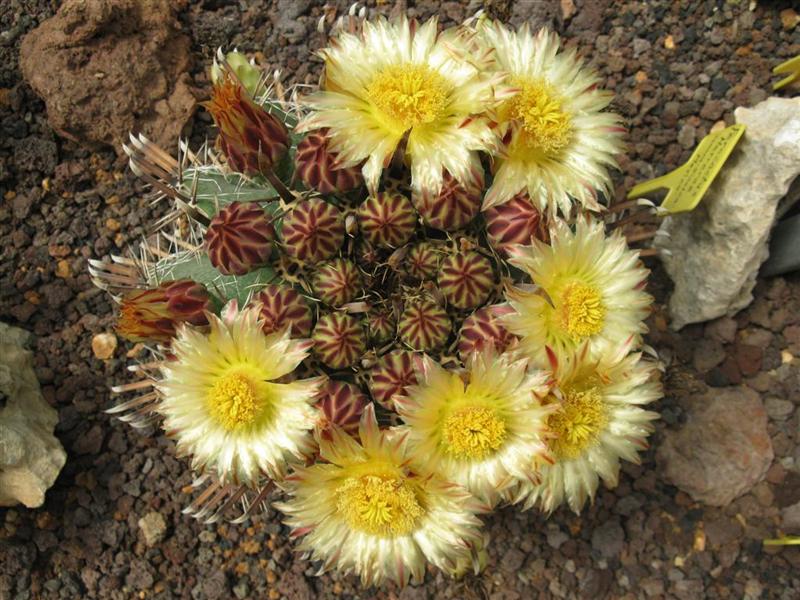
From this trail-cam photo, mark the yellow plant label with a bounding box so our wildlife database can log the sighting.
[627,124,746,214]
[773,54,800,91]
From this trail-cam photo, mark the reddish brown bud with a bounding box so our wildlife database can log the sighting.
[280,198,345,264]
[316,380,369,439]
[484,193,548,257]
[251,283,313,337]
[369,349,418,409]
[116,280,211,343]
[295,128,363,194]
[205,76,289,175]
[414,170,483,232]
[205,201,275,276]
[457,305,517,362]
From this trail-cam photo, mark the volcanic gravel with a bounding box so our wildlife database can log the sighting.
[1,1,799,599]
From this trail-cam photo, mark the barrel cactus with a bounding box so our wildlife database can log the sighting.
[91,17,662,588]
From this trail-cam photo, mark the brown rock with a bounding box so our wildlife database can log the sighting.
[138,511,167,547]
[657,386,773,506]
[560,0,577,20]
[19,0,195,152]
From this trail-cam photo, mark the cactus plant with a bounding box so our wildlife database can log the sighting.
[93,23,662,589]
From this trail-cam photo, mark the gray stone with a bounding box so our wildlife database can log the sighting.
[546,526,569,550]
[0,323,66,507]
[692,338,726,372]
[591,520,625,558]
[633,37,651,56]
[781,501,800,532]
[764,397,794,421]
[657,386,773,506]
[677,124,696,149]
[233,581,249,599]
[500,547,525,572]
[705,316,737,343]
[138,511,167,547]
[656,97,800,329]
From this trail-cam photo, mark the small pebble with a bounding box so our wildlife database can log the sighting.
[138,512,167,547]
[91,332,117,360]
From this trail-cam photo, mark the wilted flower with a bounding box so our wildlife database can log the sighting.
[116,279,211,343]
[205,74,289,175]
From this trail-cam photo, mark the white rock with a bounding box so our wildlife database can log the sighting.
[0,322,66,507]
[656,97,800,329]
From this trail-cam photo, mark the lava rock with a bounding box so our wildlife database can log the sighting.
[19,0,195,152]
[657,386,773,506]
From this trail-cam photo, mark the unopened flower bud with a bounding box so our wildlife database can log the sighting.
[205,75,289,175]
[116,280,211,343]
[295,128,363,195]
[205,201,276,276]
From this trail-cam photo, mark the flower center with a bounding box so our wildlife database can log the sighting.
[366,63,448,130]
[207,371,264,431]
[336,475,423,537]
[547,388,607,460]
[558,282,606,340]
[442,406,507,460]
[510,79,572,156]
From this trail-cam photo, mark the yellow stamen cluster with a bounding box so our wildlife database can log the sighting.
[510,79,573,156]
[367,64,448,131]
[548,388,607,459]
[442,406,508,460]
[336,475,423,537]
[207,371,263,431]
[558,283,606,340]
